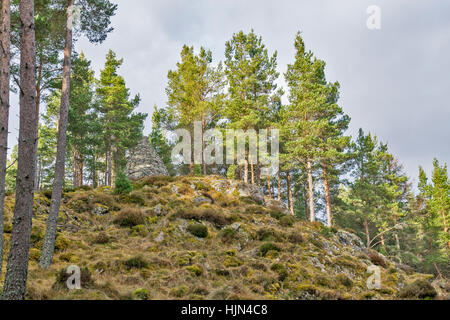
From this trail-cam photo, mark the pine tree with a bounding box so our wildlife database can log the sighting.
[97,50,146,185]
[166,45,225,175]
[40,0,117,270]
[2,0,37,300]
[0,0,11,276]
[224,30,279,183]
[67,52,97,187]
[282,32,329,222]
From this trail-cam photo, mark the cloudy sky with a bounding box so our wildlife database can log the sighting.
[8,0,450,185]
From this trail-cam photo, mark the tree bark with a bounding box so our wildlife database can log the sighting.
[33,59,42,191]
[40,0,74,269]
[277,170,281,201]
[267,178,272,200]
[2,0,36,300]
[364,217,371,248]
[306,160,315,222]
[73,145,84,187]
[322,163,333,227]
[0,0,11,277]
[287,172,294,215]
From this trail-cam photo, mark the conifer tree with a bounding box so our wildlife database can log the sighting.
[0,0,11,275]
[40,0,117,270]
[282,32,329,222]
[166,45,225,175]
[97,50,146,185]
[224,30,279,182]
[2,0,36,300]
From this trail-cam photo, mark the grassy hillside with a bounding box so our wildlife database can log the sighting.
[0,176,446,300]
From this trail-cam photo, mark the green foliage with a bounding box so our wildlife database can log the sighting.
[259,243,281,257]
[399,279,437,299]
[114,208,146,227]
[134,288,149,300]
[123,256,148,270]
[187,223,208,238]
[226,164,237,180]
[114,171,132,195]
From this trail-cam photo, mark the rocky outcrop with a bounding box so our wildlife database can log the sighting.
[125,137,168,180]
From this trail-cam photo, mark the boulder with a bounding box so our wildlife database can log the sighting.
[125,137,168,180]
[237,182,265,204]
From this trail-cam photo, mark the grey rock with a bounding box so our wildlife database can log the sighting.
[91,204,108,216]
[192,196,213,205]
[265,199,290,214]
[231,222,241,231]
[154,205,163,216]
[155,231,165,243]
[125,137,168,180]
[237,182,265,204]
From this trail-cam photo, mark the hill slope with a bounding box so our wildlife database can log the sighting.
[0,175,447,300]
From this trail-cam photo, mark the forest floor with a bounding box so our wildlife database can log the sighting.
[0,175,448,300]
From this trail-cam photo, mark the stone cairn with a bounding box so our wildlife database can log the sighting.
[125,137,169,180]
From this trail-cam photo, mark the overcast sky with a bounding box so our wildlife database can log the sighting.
[8,0,450,185]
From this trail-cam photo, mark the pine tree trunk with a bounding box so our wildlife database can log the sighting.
[33,60,42,191]
[2,0,36,300]
[287,172,294,215]
[243,160,248,183]
[202,117,207,175]
[0,0,11,277]
[73,146,84,187]
[364,217,371,248]
[277,170,281,201]
[40,0,74,270]
[267,178,272,200]
[306,160,315,222]
[322,164,333,227]
[250,158,255,184]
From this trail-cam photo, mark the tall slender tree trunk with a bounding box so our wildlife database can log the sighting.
[40,0,74,269]
[250,157,255,184]
[306,160,315,222]
[0,0,11,277]
[267,178,272,200]
[287,172,294,215]
[73,146,84,187]
[364,217,371,248]
[201,117,206,175]
[2,0,36,300]
[441,210,450,249]
[277,170,281,201]
[322,163,333,227]
[33,60,42,191]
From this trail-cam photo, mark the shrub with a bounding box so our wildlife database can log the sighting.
[123,256,148,270]
[121,191,146,206]
[93,232,110,244]
[53,267,95,290]
[259,243,281,257]
[399,279,437,299]
[223,256,244,267]
[114,171,133,195]
[270,263,288,281]
[219,227,238,243]
[368,252,387,268]
[187,224,208,238]
[114,207,146,227]
[279,215,295,227]
[287,233,304,244]
[134,288,149,300]
[336,274,353,288]
[177,207,231,228]
[256,228,283,242]
[186,265,203,276]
